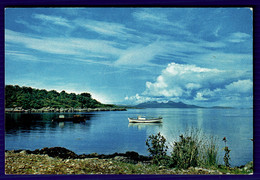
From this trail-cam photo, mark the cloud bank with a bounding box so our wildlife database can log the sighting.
[126,62,253,107]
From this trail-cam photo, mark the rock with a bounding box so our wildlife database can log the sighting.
[33,147,78,159]
[114,156,127,161]
[125,151,139,160]
[20,150,27,154]
[90,152,99,157]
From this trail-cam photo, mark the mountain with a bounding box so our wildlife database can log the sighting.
[134,101,202,108]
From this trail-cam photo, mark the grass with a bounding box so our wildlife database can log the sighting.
[5,150,252,175]
[168,128,220,169]
[147,128,253,174]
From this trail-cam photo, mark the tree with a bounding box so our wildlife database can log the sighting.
[5,85,110,109]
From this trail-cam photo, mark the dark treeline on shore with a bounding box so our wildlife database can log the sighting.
[5,85,118,110]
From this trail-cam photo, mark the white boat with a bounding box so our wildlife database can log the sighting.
[128,116,162,123]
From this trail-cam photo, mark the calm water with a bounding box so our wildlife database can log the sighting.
[5,108,253,167]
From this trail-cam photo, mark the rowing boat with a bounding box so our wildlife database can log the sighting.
[128,116,162,123]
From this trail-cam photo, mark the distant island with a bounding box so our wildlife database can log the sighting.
[133,101,202,108]
[5,85,126,112]
[132,101,233,109]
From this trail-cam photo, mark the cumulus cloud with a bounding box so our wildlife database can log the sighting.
[142,62,224,98]
[225,79,253,93]
[125,62,253,107]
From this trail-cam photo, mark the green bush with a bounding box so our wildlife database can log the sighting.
[170,129,219,169]
[146,129,219,169]
[171,134,199,169]
[146,132,169,166]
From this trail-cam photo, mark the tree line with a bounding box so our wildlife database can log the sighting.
[5,85,115,109]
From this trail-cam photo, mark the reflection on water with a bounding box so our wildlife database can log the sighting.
[5,113,96,134]
[58,122,65,128]
[128,123,162,130]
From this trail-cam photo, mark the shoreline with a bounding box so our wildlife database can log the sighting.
[5,147,253,175]
[5,107,127,113]
[5,147,152,164]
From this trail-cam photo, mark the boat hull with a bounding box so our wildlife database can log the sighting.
[128,118,162,123]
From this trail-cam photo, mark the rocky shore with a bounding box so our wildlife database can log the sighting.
[5,147,253,175]
[5,107,127,113]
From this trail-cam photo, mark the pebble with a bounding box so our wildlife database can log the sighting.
[5,152,254,175]
[20,150,27,154]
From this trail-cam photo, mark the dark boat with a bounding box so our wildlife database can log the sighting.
[52,115,86,123]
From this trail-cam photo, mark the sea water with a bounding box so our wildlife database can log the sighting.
[5,108,253,167]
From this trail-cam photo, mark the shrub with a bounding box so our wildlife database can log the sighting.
[170,128,219,169]
[146,129,219,169]
[171,134,199,169]
[200,136,219,167]
[146,132,169,166]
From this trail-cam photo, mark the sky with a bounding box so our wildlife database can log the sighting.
[5,8,253,107]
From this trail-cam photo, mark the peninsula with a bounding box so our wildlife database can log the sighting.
[5,85,126,113]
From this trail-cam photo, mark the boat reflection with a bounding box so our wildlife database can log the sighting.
[128,122,162,130]
[58,122,65,128]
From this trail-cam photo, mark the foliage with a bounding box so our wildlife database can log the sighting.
[145,132,169,166]
[171,134,200,169]
[146,129,219,169]
[200,135,219,167]
[5,85,114,109]
[170,129,219,169]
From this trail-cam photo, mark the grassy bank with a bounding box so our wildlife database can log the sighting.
[5,151,253,175]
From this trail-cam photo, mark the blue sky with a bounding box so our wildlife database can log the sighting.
[5,8,253,107]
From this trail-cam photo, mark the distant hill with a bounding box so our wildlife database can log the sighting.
[134,101,202,108]
[210,106,233,109]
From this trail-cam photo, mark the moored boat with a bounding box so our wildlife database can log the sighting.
[128,116,162,123]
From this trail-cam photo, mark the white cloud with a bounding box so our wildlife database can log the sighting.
[76,19,136,39]
[187,52,252,71]
[5,29,124,59]
[133,10,167,23]
[194,92,208,101]
[228,32,251,43]
[33,14,72,27]
[5,50,40,62]
[124,93,159,104]
[133,10,184,29]
[114,41,167,66]
[125,62,252,107]
[142,63,223,99]
[225,79,253,93]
